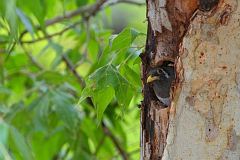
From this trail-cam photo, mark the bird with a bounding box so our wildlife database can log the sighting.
[147,62,175,107]
[199,0,219,11]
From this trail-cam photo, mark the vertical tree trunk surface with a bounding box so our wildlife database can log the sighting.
[141,0,240,159]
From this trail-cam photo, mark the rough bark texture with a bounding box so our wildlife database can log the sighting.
[164,0,240,159]
[140,0,240,159]
[141,0,199,159]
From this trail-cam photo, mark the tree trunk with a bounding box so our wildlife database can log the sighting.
[141,0,240,159]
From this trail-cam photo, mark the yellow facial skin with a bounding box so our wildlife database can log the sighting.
[146,75,159,83]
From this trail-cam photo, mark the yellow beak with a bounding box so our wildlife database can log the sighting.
[147,75,159,83]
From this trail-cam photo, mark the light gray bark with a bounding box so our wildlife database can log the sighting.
[163,0,240,159]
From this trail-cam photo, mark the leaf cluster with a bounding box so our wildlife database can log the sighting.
[0,0,145,159]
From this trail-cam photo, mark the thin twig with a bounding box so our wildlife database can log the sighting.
[102,122,129,160]
[0,0,107,46]
[21,0,107,42]
[62,54,86,87]
[74,58,91,69]
[46,0,107,26]
[45,0,144,26]
[0,0,144,46]
[4,41,17,61]
[20,44,44,70]
[107,0,145,6]
[21,21,82,44]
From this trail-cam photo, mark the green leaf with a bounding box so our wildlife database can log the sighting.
[133,56,141,65]
[93,86,114,121]
[98,28,140,68]
[10,126,34,160]
[31,130,66,160]
[0,143,12,160]
[80,64,134,120]
[48,41,63,69]
[5,0,18,38]
[16,8,34,38]
[76,0,88,7]
[111,28,139,51]
[51,90,78,129]
[0,35,9,43]
[80,117,104,150]
[119,64,141,88]
[49,41,63,54]
[17,0,46,26]
[28,93,50,118]
[0,85,11,95]
[37,71,71,85]
[0,121,9,145]
[0,104,10,116]
[97,45,111,67]
[79,87,91,103]
[88,40,99,61]
[0,2,5,16]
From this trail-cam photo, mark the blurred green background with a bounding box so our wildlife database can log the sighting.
[0,0,146,159]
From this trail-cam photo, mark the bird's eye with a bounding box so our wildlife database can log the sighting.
[157,69,161,74]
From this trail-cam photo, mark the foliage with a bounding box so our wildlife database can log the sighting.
[0,0,145,159]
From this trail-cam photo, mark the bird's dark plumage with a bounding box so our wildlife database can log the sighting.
[147,62,175,106]
[199,0,219,11]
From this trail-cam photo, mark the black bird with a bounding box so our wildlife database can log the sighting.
[199,0,219,11]
[147,62,175,107]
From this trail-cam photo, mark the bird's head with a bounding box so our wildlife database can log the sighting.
[147,68,161,83]
[147,62,175,83]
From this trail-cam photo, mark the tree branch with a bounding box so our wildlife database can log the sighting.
[20,44,44,70]
[0,0,144,45]
[44,0,144,27]
[61,54,86,88]
[45,0,107,26]
[107,0,145,6]
[13,0,108,45]
[20,21,81,44]
[102,122,129,160]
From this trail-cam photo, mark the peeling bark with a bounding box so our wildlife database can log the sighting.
[141,0,199,159]
[139,0,238,159]
[164,0,240,159]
